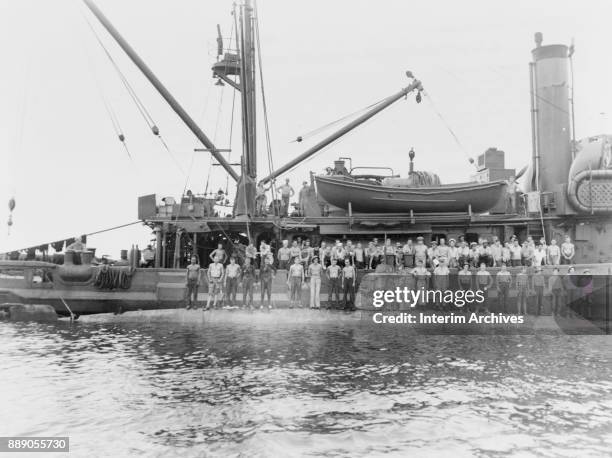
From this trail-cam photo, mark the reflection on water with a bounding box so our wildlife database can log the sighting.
[1,310,612,457]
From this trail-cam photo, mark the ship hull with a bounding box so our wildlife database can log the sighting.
[315,175,507,213]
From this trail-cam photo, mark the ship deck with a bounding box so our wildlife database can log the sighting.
[144,210,605,231]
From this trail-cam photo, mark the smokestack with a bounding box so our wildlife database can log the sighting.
[531,33,572,201]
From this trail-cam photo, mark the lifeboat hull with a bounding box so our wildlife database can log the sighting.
[315,175,507,213]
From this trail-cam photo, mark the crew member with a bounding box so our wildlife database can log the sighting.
[332,241,347,268]
[561,235,576,265]
[142,244,155,268]
[532,266,546,315]
[259,257,276,309]
[476,263,493,313]
[547,239,561,266]
[298,181,310,216]
[549,267,564,316]
[327,258,342,308]
[342,259,356,310]
[458,263,473,310]
[205,255,224,310]
[210,243,227,264]
[287,257,304,308]
[185,256,201,309]
[301,240,314,267]
[496,263,512,313]
[245,242,257,267]
[307,256,324,309]
[506,176,518,213]
[411,259,430,307]
[66,235,86,251]
[255,181,272,216]
[241,257,256,309]
[276,178,295,217]
[354,242,365,269]
[289,240,302,264]
[515,266,529,315]
[277,240,291,271]
[414,237,428,267]
[432,258,450,310]
[224,257,241,307]
[402,239,415,268]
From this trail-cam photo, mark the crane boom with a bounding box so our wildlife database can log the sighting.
[82,0,239,182]
[259,76,423,184]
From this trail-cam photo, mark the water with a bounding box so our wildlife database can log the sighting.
[1,310,612,457]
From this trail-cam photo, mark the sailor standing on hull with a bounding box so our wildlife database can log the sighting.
[458,263,473,312]
[307,257,324,309]
[224,257,241,307]
[410,259,431,308]
[241,257,256,309]
[259,257,276,310]
[515,266,530,315]
[342,260,356,311]
[475,263,493,313]
[432,258,450,311]
[205,256,224,310]
[530,266,546,315]
[287,257,304,308]
[326,258,342,308]
[185,256,202,309]
[496,263,512,313]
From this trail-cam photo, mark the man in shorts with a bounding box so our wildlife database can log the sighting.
[185,256,201,309]
[259,257,276,309]
[206,255,224,310]
[241,257,256,309]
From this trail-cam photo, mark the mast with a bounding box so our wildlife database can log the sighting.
[239,0,257,179]
[83,0,239,182]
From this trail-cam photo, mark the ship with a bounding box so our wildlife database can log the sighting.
[1,2,611,321]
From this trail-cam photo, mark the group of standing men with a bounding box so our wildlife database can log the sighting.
[255,179,311,217]
[183,232,583,313]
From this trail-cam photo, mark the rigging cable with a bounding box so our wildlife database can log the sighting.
[423,91,476,168]
[83,14,185,174]
[253,0,276,208]
[292,95,389,143]
[225,14,238,198]
[80,15,132,160]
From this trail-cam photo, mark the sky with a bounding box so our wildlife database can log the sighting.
[1,0,611,256]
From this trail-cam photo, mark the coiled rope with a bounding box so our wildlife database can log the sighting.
[93,265,135,290]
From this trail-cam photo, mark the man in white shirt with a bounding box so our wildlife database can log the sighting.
[276,178,295,217]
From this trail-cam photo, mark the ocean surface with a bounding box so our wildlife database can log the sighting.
[1,310,612,457]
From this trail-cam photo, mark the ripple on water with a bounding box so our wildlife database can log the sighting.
[1,309,612,456]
